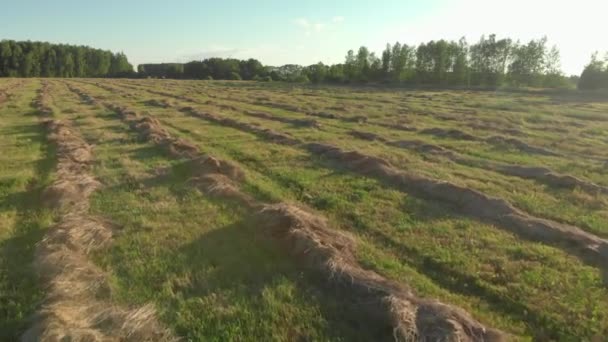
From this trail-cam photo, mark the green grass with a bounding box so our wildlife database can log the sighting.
[3,78,608,340]
[69,79,608,339]
[49,81,383,341]
[0,80,55,339]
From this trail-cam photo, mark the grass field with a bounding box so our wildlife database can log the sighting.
[1,78,608,340]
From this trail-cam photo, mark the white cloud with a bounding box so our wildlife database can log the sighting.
[294,18,310,29]
[293,16,343,36]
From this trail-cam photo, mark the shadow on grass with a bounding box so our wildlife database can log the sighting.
[94,152,390,339]
[109,214,390,341]
[365,227,567,340]
[0,105,56,339]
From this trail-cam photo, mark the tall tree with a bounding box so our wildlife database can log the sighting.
[578,53,608,90]
[381,43,392,79]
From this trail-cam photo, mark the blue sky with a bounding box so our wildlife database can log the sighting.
[1,0,606,74]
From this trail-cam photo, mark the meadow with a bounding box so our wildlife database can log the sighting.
[1,78,607,341]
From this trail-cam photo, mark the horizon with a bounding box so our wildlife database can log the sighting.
[1,0,607,75]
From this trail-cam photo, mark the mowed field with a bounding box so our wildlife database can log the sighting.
[1,78,608,341]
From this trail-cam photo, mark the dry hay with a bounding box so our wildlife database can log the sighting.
[204,100,238,111]
[306,142,608,271]
[244,110,321,128]
[348,130,385,142]
[90,84,608,274]
[257,203,504,341]
[468,122,523,137]
[420,127,477,141]
[388,139,456,158]
[486,136,560,157]
[495,164,608,194]
[66,84,98,106]
[307,111,338,119]
[24,98,173,341]
[145,98,172,108]
[254,101,303,113]
[88,89,504,340]
[345,114,369,123]
[35,81,54,116]
[378,122,418,132]
[377,128,608,196]
[179,107,301,145]
[0,81,24,102]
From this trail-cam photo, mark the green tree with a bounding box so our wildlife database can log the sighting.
[306,62,327,83]
[0,41,12,76]
[381,43,392,79]
[344,50,356,82]
[451,37,469,86]
[578,53,608,90]
[43,49,57,77]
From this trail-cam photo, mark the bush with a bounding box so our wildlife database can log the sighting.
[230,72,242,80]
[290,74,310,83]
[206,75,213,80]
[263,76,273,82]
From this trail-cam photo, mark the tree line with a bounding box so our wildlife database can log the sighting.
[578,53,608,90]
[137,58,266,80]
[289,35,569,88]
[0,40,133,77]
[1,36,606,90]
[137,34,574,88]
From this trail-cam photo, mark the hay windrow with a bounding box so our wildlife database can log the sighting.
[493,164,608,194]
[349,130,386,142]
[359,130,607,194]
[244,110,321,128]
[486,135,560,157]
[0,81,24,104]
[69,86,505,341]
[306,142,608,271]
[85,82,608,270]
[179,106,302,145]
[421,127,477,141]
[90,82,607,269]
[24,84,174,342]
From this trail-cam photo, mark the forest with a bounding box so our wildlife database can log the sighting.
[128,34,608,90]
[0,40,133,78]
[1,36,608,90]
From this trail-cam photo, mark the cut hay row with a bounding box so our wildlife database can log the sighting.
[0,80,24,105]
[113,79,568,159]
[304,142,608,272]
[134,97,608,274]
[23,81,173,342]
[350,129,608,195]
[243,110,321,128]
[69,83,506,342]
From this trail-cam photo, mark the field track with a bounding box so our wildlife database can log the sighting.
[1,78,608,340]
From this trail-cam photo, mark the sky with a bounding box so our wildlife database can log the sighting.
[0,0,606,75]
